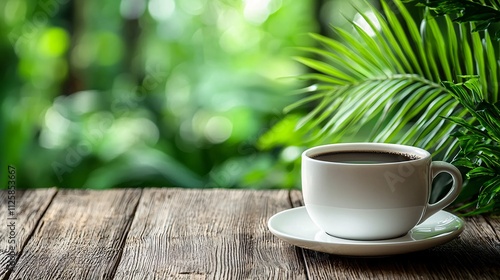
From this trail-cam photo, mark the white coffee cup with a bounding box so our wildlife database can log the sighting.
[302,143,462,240]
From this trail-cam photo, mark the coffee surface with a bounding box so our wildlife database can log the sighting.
[311,151,418,164]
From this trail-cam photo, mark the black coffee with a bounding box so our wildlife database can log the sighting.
[311,151,419,164]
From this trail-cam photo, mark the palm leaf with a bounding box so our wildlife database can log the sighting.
[280,0,498,161]
[409,0,500,40]
[443,78,500,213]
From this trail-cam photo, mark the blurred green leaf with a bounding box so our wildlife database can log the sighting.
[0,0,320,189]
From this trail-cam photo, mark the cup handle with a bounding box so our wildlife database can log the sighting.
[418,161,463,224]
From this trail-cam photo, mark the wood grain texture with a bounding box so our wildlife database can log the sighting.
[113,188,305,279]
[485,215,500,242]
[0,188,57,280]
[8,189,141,280]
[290,191,500,280]
[2,188,498,279]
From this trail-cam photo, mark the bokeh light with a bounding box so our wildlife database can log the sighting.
[0,0,371,189]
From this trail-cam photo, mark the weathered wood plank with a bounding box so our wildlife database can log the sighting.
[289,190,303,208]
[290,191,500,280]
[0,188,57,280]
[485,215,500,242]
[8,189,141,280]
[113,188,305,279]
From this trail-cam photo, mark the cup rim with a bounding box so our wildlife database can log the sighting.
[302,143,430,166]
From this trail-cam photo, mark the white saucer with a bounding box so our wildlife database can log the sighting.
[268,207,465,257]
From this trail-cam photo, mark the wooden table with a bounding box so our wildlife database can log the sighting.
[0,188,499,279]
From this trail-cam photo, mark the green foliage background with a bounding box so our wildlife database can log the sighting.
[1,0,376,189]
[3,0,499,214]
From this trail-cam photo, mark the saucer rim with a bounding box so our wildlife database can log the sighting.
[267,206,465,256]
